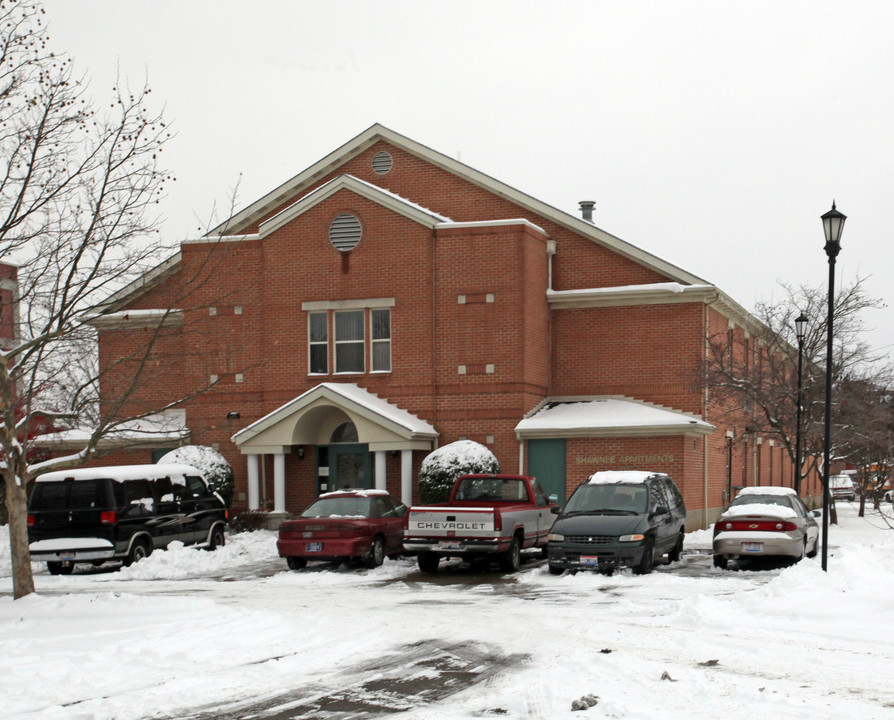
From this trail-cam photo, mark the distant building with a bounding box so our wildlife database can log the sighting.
[87,125,808,528]
[0,262,17,347]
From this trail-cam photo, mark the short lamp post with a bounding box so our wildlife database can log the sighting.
[820,201,846,572]
[794,312,808,496]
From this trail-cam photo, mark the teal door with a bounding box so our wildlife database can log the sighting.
[528,439,567,506]
[328,443,372,491]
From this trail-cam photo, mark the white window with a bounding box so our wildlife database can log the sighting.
[371,308,391,372]
[309,312,328,374]
[335,310,364,373]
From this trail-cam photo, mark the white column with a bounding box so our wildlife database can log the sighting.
[273,452,286,513]
[401,449,413,506]
[247,454,260,510]
[375,451,387,491]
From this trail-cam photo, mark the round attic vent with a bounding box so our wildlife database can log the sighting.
[372,151,393,175]
[329,213,362,252]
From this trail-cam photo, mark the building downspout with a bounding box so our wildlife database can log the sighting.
[703,302,710,529]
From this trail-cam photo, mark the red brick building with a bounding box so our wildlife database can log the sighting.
[91,125,799,529]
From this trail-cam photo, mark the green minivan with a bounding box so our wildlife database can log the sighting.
[546,471,686,575]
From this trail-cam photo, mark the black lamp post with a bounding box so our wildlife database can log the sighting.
[794,312,808,496]
[820,201,846,572]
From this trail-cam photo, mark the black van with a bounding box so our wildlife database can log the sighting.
[546,471,687,575]
[27,464,228,575]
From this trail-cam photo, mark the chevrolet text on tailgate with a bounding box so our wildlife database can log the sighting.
[403,474,558,573]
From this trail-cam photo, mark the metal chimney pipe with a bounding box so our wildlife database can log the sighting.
[579,200,595,223]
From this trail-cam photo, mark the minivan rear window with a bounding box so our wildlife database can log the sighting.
[30,479,112,510]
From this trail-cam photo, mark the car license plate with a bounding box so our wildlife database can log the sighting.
[305,542,322,552]
[59,552,75,561]
[742,542,763,553]
[580,555,599,566]
[439,541,462,550]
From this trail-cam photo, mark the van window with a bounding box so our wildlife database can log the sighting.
[31,479,112,511]
[170,476,189,500]
[186,476,207,498]
[122,479,155,515]
[648,482,667,512]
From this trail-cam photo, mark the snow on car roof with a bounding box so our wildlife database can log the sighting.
[35,463,204,483]
[587,470,662,485]
[318,489,389,498]
[722,502,797,519]
[736,486,797,497]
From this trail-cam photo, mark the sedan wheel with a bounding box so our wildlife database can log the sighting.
[286,556,307,571]
[365,536,385,569]
[713,554,728,570]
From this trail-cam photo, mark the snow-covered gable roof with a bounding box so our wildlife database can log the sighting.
[515,397,714,439]
[232,382,438,453]
[210,124,708,286]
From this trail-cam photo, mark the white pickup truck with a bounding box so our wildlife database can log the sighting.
[403,474,558,573]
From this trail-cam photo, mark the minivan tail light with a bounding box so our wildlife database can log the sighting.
[100,511,117,525]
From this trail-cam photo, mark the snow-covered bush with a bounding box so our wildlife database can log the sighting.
[157,445,235,507]
[418,440,500,504]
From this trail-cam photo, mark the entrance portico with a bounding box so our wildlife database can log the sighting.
[232,383,438,513]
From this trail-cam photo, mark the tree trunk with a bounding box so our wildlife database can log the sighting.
[6,477,35,599]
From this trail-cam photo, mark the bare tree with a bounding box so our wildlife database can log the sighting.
[703,277,889,509]
[0,1,240,599]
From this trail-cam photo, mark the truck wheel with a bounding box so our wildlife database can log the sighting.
[286,557,307,571]
[47,561,74,576]
[500,537,521,573]
[417,551,440,574]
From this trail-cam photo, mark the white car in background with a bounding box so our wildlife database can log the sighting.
[713,486,819,569]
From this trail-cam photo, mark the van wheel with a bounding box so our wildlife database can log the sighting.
[124,539,151,567]
[365,536,385,568]
[633,539,654,575]
[206,525,226,551]
[47,561,74,576]
[286,557,307,570]
[668,532,684,563]
[417,551,440,574]
[500,536,522,573]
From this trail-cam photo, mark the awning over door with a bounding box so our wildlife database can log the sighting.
[515,397,714,439]
[231,383,438,455]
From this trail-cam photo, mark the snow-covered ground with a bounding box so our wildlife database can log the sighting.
[2,503,894,719]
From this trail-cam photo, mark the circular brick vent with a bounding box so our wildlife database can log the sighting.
[329,213,362,252]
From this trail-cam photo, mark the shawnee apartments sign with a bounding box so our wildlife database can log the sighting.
[574,454,676,467]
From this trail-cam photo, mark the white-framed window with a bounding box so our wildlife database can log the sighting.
[371,308,391,372]
[334,310,365,373]
[309,312,328,374]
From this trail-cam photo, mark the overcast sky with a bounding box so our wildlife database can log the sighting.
[42,1,894,355]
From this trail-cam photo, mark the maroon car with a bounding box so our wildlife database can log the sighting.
[277,490,407,570]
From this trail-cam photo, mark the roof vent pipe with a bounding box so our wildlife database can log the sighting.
[579,200,595,223]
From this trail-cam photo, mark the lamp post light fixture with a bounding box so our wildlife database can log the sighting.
[794,312,808,497]
[820,201,846,572]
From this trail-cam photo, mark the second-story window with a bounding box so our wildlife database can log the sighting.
[371,308,391,372]
[309,312,328,374]
[335,310,365,373]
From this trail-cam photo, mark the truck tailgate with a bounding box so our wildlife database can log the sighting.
[406,507,496,537]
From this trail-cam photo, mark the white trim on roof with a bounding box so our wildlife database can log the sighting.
[209,124,708,286]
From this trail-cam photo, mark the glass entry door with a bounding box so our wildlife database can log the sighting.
[328,444,372,491]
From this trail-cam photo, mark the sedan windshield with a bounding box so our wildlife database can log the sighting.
[730,494,794,510]
[301,497,372,518]
[564,484,647,514]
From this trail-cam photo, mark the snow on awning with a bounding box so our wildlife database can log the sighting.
[515,398,714,439]
[232,383,438,454]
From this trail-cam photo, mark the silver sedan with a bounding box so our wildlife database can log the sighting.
[713,487,819,569]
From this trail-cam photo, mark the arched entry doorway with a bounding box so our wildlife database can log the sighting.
[320,421,373,493]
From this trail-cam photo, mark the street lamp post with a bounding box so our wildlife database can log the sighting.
[820,201,846,572]
[794,312,808,496]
